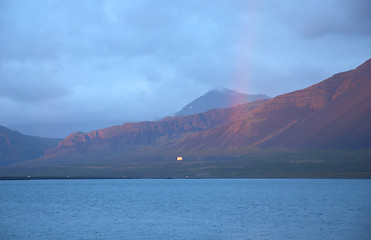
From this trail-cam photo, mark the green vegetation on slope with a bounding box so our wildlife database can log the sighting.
[1,149,370,179]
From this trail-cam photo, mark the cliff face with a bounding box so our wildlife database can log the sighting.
[45,100,268,158]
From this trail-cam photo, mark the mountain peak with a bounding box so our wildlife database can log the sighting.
[209,87,234,93]
[174,88,270,116]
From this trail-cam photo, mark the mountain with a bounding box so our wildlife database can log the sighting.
[0,125,61,166]
[174,88,270,116]
[42,59,371,160]
[180,58,371,150]
[1,59,370,178]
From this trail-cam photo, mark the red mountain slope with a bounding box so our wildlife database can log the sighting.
[261,59,371,149]
[180,58,371,150]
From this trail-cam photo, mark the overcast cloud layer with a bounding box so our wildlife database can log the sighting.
[1,0,370,137]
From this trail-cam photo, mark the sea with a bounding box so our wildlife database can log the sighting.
[0,179,370,240]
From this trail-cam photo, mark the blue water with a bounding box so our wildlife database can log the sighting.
[0,179,370,240]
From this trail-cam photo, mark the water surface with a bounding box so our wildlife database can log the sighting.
[0,179,370,240]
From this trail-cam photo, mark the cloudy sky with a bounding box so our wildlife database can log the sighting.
[1,0,370,138]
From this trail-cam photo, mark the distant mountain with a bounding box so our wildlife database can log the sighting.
[173,88,270,116]
[0,126,61,166]
[8,122,116,139]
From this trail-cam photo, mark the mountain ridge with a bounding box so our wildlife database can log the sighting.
[45,99,269,158]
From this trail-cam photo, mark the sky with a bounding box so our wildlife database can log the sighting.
[0,0,370,138]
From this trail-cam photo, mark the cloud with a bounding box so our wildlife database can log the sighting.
[0,60,69,102]
[264,0,371,39]
[0,0,370,137]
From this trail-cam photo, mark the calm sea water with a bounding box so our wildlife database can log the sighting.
[0,179,370,240]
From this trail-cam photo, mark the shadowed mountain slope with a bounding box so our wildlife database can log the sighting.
[0,126,60,165]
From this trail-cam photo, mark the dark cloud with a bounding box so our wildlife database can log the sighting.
[267,0,371,38]
[0,0,370,137]
[0,60,69,102]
